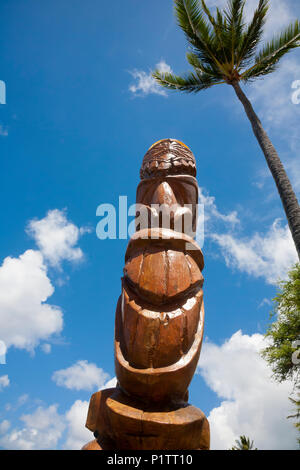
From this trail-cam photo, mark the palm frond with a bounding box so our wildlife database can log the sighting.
[224,0,246,38]
[237,0,269,68]
[154,0,300,95]
[174,0,228,75]
[186,51,223,78]
[242,19,300,80]
[232,435,256,450]
[200,0,230,63]
[224,0,245,25]
[174,0,211,42]
[241,57,277,80]
[186,52,224,81]
[152,69,225,93]
[224,0,246,64]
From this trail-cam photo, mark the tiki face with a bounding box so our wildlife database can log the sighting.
[136,139,199,235]
[136,175,199,234]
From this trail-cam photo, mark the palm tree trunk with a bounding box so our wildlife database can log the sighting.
[232,80,300,260]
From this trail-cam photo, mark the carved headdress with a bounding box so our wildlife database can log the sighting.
[140,139,197,179]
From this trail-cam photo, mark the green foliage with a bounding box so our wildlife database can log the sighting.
[231,435,257,450]
[242,20,300,80]
[261,264,300,384]
[261,264,300,446]
[288,393,300,445]
[153,0,300,91]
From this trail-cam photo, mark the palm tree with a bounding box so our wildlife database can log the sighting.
[153,0,300,259]
[231,435,257,450]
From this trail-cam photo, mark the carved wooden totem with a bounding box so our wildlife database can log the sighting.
[83,139,210,450]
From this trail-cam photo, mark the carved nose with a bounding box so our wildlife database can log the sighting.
[151,182,178,207]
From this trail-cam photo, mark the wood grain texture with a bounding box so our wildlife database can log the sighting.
[85,387,210,450]
[83,140,210,450]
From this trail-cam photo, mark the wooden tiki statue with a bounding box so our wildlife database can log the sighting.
[83,139,210,450]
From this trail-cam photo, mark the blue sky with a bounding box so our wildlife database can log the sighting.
[0,0,299,450]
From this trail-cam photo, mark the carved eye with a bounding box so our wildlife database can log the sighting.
[137,178,197,207]
[167,181,193,206]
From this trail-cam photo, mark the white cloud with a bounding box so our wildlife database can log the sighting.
[0,371,115,450]
[212,219,298,284]
[52,360,110,391]
[248,57,300,131]
[129,60,172,97]
[0,420,10,434]
[198,185,298,285]
[199,187,240,230]
[102,376,117,389]
[63,378,117,449]
[0,375,9,391]
[196,187,239,248]
[0,250,63,351]
[198,330,298,450]
[246,56,300,194]
[0,340,7,364]
[17,394,29,407]
[0,400,93,450]
[0,209,88,353]
[0,405,65,450]
[27,209,86,268]
[64,400,92,450]
[41,343,51,354]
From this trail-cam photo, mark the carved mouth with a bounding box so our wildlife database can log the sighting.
[119,282,203,369]
[115,227,205,394]
[123,228,204,307]
[115,296,205,403]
